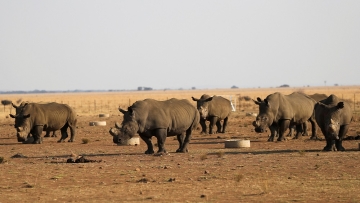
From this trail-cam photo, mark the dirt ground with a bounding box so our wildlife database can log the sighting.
[1,107,360,202]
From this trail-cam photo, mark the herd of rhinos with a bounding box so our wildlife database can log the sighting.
[8,92,352,154]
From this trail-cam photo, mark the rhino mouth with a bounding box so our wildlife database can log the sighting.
[254,127,265,133]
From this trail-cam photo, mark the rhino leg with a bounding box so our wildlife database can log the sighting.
[44,130,51,137]
[177,129,192,153]
[139,134,154,154]
[277,120,290,141]
[68,123,76,142]
[51,131,57,137]
[199,119,207,135]
[32,126,43,144]
[268,124,278,142]
[176,133,185,152]
[335,125,349,151]
[155,129,167,153]
[293,124,303,139]
[309,118,319,140]
[302,122,308,136]
[222,117,228,133]
[208,117,217,134]
[57,127,69,143]
[216,120,222,133]
[323,138,335,151]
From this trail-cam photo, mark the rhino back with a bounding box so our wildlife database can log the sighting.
[23,103,76,130]
[208,96,232,119]
[267,92,315,122]
[132,99,199,133]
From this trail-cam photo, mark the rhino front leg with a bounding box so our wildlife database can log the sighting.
[154,129,167,153]
[335,125,349,151]
[268,124,278,142]
[199,119,207,135]
[32,126,43,144]
[277,120,290,141]
[208,117,217,134]
[216,120,222,133]
[323,137,335,151]
[309,118,319,140]
[139,134,154,154]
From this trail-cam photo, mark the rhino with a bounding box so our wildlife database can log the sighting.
[109,98,200,154]
[287,93,328,137]
[9,102,77,144]
[191,95,232,134]
[12,102,58,138]
[253,92,317,141]
[315,94,352,151]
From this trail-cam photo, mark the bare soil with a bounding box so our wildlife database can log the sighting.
[1,108,360,203]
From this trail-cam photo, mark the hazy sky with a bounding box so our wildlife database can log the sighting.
[1,1,359,91]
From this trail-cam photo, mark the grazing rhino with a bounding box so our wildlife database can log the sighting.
[9,102,77,144]
[109,98,200,154]
[253,92,317,141]
[12,102,58,138]
[315,94,352,151]
[191,95,232,134]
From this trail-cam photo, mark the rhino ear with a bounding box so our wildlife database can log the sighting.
[204,97,213,102]
[23,114,30,118]
[12,103,18,109]
[9,114,16,118]
[119,108,127,114]
[253,99,260,105]
[191,97,199,101]
[337,102,344,109]
[257,97,262,102]
[264,99,270,106]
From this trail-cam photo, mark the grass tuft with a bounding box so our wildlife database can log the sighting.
[82,138,90,144]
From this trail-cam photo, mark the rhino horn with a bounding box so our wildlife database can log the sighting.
[330,119,335,124]
[337,102,344,109]
[204,97,213,102]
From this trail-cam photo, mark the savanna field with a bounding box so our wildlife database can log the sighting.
[0,86,360,203]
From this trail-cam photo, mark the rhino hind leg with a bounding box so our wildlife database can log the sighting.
[176,129,193,153]
[208,117,217,134]
[57,126,69,143]
[222,117,228,133]
[176,133,185,152]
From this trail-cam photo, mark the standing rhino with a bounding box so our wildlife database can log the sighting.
[9,102,77,144]
[12,102,58,138]
[315,94,352,151]
[109,98,200,154]
[253,92,317,141]
[191,95,232,134]
[287,93,328,137]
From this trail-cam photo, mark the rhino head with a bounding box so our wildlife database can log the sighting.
[252,97,274,133]
[318,102,345,140]
[192,95,213,119]
[109,107,139,144]
[9,113,31,142]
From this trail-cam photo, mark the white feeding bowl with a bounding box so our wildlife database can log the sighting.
[117,137,140,146]
[225,139,250,148]
[89,121,106,126]
[99,113,110,118]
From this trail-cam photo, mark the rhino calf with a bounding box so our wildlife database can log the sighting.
[10,102,77,144]
[192,95,232,134]
[109,98,200,154]
[315,94,352,151]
